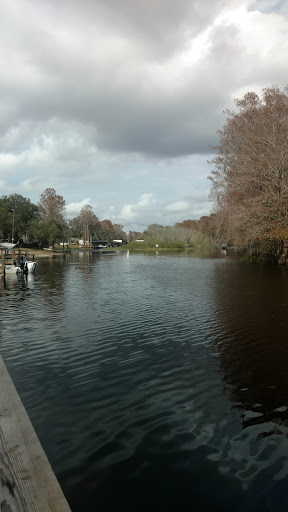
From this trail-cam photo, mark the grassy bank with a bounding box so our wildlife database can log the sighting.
[120,240,214,251]
[17,248,66,259]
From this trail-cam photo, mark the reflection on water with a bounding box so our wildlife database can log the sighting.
[211,263,288,429]
[1,250,288,511]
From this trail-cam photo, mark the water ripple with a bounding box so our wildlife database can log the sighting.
[2,253,288,510]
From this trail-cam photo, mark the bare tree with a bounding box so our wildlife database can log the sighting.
[128,230,143,241]
[79,205,99,242]
[38,188,66,222]
[144,223,206,245]
[112,223,126,241]
[209,86,288,261]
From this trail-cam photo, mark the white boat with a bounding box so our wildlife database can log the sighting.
[5,265,21,274]
[5,260,37,274]
[25,261,37,272]
[95,245,107,250]
[19,261,37,272]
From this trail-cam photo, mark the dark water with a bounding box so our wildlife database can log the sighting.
[2,249,288,511]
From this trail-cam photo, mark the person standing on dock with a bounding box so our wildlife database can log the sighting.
[20,255,26,270]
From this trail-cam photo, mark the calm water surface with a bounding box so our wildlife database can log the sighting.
[1,249,288,511]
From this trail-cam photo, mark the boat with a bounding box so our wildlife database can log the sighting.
[5,260,37,274]
[95,245,107,250]
[91,240,110,250]
[5,265,21,274]
[25,261,36,272]
[19,261,37,272]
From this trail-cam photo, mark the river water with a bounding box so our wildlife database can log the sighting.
[1,249,288,511]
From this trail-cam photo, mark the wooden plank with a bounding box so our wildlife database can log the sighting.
[0,355,71,511]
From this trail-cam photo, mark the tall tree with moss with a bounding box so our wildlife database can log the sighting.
[38,188,67,247]
[209,86,288,262]
[38,188,66,222]
[79,205,99,242]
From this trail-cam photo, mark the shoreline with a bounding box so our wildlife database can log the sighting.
[13,249,66,259]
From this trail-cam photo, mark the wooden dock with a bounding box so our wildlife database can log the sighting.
[0,355,71,511]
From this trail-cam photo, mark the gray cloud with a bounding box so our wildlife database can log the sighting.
[0,0,288,230]
[0,0,267,158]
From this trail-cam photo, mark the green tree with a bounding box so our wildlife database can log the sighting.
[37,219,68,248]
[94,220,115,240]
[94,221,127,241]
[0,194,39,241]
[112,223,126,241]
[68,217,82,238]
[0,203,11,239]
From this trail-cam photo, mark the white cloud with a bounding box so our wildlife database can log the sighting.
[119,193,157,224]
[20,176,58,194]
[164,201,191,213]
[66,198,92,218]
[0,153,18,169]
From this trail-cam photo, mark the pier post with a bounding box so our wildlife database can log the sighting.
[0,249,5,278]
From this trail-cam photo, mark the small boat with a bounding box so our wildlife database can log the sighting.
[20,261,37,272]
[5,265,21,274]
[95,245,107,250]
[5,261,36,275]
[26,261,36,272]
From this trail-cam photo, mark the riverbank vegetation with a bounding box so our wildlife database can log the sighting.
[124,223,213,250]
[0,189,127,248]
[2,86,288,262]
[209,86,288,264]
[0,189,216,250]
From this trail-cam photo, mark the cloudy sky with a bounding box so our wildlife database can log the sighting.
[1,0,288,232]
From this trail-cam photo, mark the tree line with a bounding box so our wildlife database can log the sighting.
[140,218,215,248]
[0,188,127,247]
[4,85,287,256]
[0,187,216,248]
[209,85,288,263]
